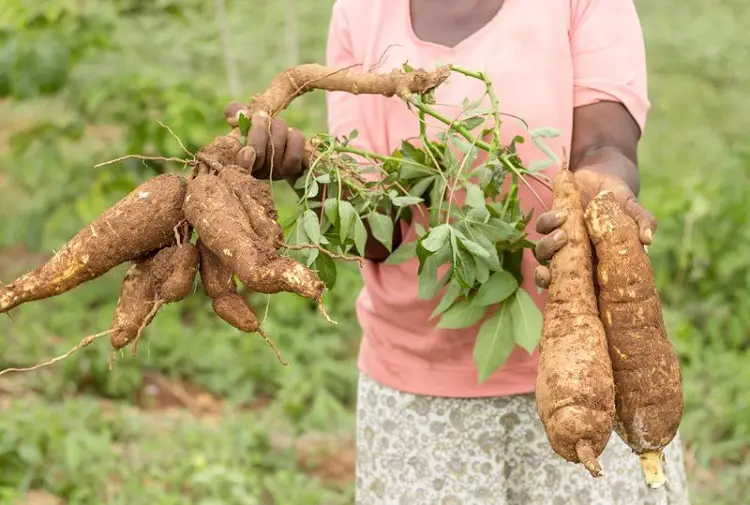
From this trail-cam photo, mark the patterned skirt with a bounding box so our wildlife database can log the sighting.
[355,373,690,505]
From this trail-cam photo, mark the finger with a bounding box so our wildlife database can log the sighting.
[281,127,306,179]
[535,209,568,235]
[247,112,270,172]
[225,102,247,128]
[236,146,257,172]
[534,229,567,263]
[265,119,288,178]
[623,197,658,245]
[534,266,551,290]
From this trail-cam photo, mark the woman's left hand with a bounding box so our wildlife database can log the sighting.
[532,168,657,289]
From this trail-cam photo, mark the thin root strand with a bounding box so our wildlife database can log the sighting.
[130,299,165,356]
[0,330,114,377]
[256,327,288,366]
[279,242,364,267]
[94,155,192,169]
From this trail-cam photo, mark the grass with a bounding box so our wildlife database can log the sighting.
[0,0,748,503]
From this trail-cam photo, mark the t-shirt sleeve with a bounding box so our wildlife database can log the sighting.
[570,0,650,132]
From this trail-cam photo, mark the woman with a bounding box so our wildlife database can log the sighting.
[225,0,690,503]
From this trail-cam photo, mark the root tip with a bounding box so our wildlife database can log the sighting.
[640,451,667,489]
[317,302,336,325]
[576,440,603,478]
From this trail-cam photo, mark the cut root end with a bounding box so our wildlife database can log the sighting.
[0,329,114,377]
[576,440,603,478]
[640,451,667,489]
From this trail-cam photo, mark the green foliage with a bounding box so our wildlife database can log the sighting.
[285,67,557,381]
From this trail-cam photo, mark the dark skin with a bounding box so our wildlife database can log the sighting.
[224,0,657,286]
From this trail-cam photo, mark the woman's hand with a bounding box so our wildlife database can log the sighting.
[533,168,657,289]
[224,102,307,180]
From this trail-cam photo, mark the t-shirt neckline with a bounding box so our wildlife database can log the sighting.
[401,0,509,55]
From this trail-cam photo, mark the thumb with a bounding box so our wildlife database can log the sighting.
[622,196,658,245]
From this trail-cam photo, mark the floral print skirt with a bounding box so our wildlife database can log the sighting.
[355,373,690,505]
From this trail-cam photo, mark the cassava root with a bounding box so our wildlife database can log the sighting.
[584,190,684,488]
[535,159,616,478]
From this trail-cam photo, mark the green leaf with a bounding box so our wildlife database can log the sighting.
[401,140,424,161]
[430,281,463,319]
[237,112,250,137]
[353,214,367,256]
[437,299,486,330]
[461,116,485,131]
[301,210,321,243]
[509,290,543,354]
[474,270,519,306]
[400,163,433,180]
[323,198,339,226]
[475,260,490,284]
[392,195,423,207]
[367,212,394,252]
[409,175,435,197]
[421,224,451,252]
[454,246,476,288]
[315,254,337,290]
[474,303,516,383]
[464,182,485,208]
[458,237,490,260]
[529,127,560,139]
[338,201,357,239]
[418,254,442,300]
[385,241,417,265]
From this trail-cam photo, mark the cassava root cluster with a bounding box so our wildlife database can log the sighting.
[0,63,451,374]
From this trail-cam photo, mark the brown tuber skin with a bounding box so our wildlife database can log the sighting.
[110,242,199,351]
[584,190,684,488]
[184,174,324,302]
[535,164,616,478]
[197,239,286,364]
[217,163,284,249]
[0,174,187,314]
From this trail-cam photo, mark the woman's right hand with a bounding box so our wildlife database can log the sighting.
[224,102,308,180]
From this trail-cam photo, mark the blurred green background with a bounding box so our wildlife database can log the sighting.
[0,1,747,504]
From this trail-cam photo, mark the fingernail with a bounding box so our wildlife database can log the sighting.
[553,229,566,243]
[555,210,568,221]
[644,227,653,242]
[256,110,268,118]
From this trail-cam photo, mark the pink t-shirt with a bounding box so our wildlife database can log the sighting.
[325,0,649,398]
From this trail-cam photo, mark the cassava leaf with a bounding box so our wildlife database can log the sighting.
[301,210,321,244]
[464,182,485,208]
[436,299,486,330]
[315,253,337,290]
[353,214,367,256]
[509,290,543,354]
[409,175,436,197]
[474,303,515,383]
[338,201,357,239]
[422,224,451,252]
[385,241,417,265]
[430,281,463,319]
[367,212,394,252]
[392,195,424,207]
[323,198,339,226]
[474,270,518,306]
